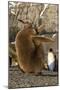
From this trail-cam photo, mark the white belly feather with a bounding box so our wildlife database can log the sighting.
[48,52,55,71]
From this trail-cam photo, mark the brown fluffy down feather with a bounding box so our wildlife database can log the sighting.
[15,24,54,74]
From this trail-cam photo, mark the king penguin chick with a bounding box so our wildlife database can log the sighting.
[15,23,54,74]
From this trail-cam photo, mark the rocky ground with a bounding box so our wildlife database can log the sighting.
[8,66,58,89]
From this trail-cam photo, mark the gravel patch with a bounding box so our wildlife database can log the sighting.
[8,66,58,89]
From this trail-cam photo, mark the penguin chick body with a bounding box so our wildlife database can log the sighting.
[15,24,45,73]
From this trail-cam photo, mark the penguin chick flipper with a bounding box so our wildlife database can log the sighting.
[32,35,54,44]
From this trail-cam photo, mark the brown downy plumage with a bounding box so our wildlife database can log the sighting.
[15,21,54,74]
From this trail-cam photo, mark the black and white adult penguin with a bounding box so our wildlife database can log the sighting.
[48,48,55,71]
